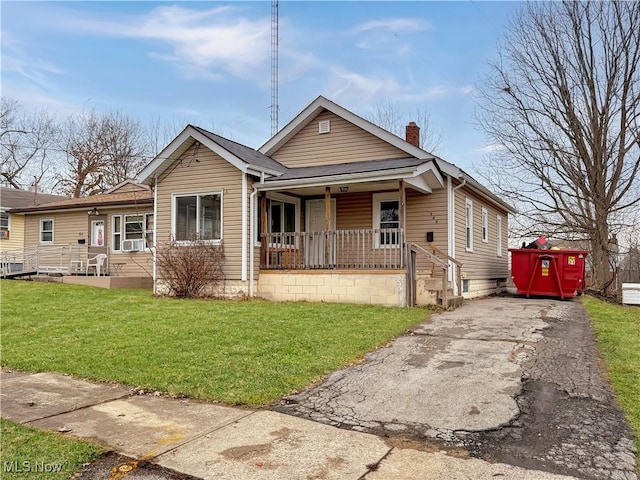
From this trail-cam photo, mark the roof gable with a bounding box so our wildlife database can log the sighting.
[137,125,286,185]
[259,96,434,160]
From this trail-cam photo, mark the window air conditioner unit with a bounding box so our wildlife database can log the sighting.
[0,230,8,240]
[122,239,144,252]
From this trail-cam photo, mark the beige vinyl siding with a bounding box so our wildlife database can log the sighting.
[335,192,373,230]
[107,206,154,277]
[156,144,244,280]
[405,188,448,274]
[0,213,25,251]
[454,185,509,280]
[272,110,409,168]
[24,209,152,277]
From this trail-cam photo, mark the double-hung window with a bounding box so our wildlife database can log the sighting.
[173,193,222,242]
[0,212,9,239]
[373,193,400,247]
[465,198,473,252]
[40,219,54,243]
[112,213,154,251]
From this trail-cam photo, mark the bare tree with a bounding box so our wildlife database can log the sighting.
[475,1,640,293]
[1,97,57,189]
[367,99,443,153]
[57,110,149,197]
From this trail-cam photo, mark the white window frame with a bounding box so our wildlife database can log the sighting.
[111,213,154,252]
[265,192,300,248]
[171,192,223,245]
[497,215,503,257]
[40,218,54,244]
[0,212,10,231]
[465,198,473,252]
[373,192,401,248]
[481,207,489,243]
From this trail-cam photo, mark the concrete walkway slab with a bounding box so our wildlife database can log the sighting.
[156,410,390,480]
[30,396,251,458]
[369,449,581,480]
[0,371,130,423]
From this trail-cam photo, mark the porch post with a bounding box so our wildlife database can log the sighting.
[399,179,406,238]
[261,195,268,267]
[325,187,331,265]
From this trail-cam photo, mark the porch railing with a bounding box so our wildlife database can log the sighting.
[261,229,404,270]
[1,244,90,276]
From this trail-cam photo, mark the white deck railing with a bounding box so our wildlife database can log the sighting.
[0,244,90,276]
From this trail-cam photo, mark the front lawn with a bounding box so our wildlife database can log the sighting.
[583,296,640,453]
[0,418,103,480]
[0,280,428,406]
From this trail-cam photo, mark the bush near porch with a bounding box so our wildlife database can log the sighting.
[0,281,428,406]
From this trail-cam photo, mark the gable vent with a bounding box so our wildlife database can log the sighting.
[318,120,331,134]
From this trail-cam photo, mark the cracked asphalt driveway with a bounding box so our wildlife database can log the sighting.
[275,296,638,480]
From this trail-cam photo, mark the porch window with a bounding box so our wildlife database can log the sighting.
[482,207,489,243]
[373,193,400,247]
[173,193,222,242]
[465,198,473,252]
[112,213,154,251]
[40,219,54,243]
[497,215,503,257]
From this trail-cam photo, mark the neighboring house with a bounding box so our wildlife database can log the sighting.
[7,180,153,285]
[138,96,515,306]
[0,187,68,253]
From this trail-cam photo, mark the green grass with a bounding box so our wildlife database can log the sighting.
[0,280,428,406]
[0,418,103,480]
[583,296,640,453]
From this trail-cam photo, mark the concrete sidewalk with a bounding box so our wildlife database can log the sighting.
[1,370,583,480]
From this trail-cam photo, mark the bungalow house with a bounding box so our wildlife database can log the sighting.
[138,96,515,307]
[1,187,68,273]
[6,180,153,288]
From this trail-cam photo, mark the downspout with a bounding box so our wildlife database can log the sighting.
[152,175,158,296]
[249,185,259,297]
[241,172,248,282]
[450,176,466,295]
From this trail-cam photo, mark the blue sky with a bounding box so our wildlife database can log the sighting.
[1,1,521,170]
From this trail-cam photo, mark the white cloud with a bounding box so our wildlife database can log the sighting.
[64,5,271,80]
[477,143,507,153]
[1,32,65,88]
[325,66,474,105]
[352,18,431,34]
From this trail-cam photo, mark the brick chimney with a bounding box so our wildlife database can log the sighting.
[405,121,420,147]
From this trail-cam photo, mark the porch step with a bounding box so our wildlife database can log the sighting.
[440,295,464,310]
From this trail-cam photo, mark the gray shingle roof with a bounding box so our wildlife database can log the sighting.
[268,157,426,181]
[191,125,287,174]
[1,187,69,210]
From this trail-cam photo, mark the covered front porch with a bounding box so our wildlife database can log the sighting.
[251,165,462,307]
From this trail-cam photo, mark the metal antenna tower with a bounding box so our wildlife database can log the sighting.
[270,0,279,136]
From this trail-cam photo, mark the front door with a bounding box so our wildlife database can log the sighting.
[305,199,336,267]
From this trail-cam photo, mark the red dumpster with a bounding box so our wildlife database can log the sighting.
[509,248,588,300]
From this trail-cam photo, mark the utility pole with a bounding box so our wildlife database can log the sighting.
[270,0,279,136]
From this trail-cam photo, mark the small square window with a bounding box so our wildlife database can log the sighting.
[463,279,470,293]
